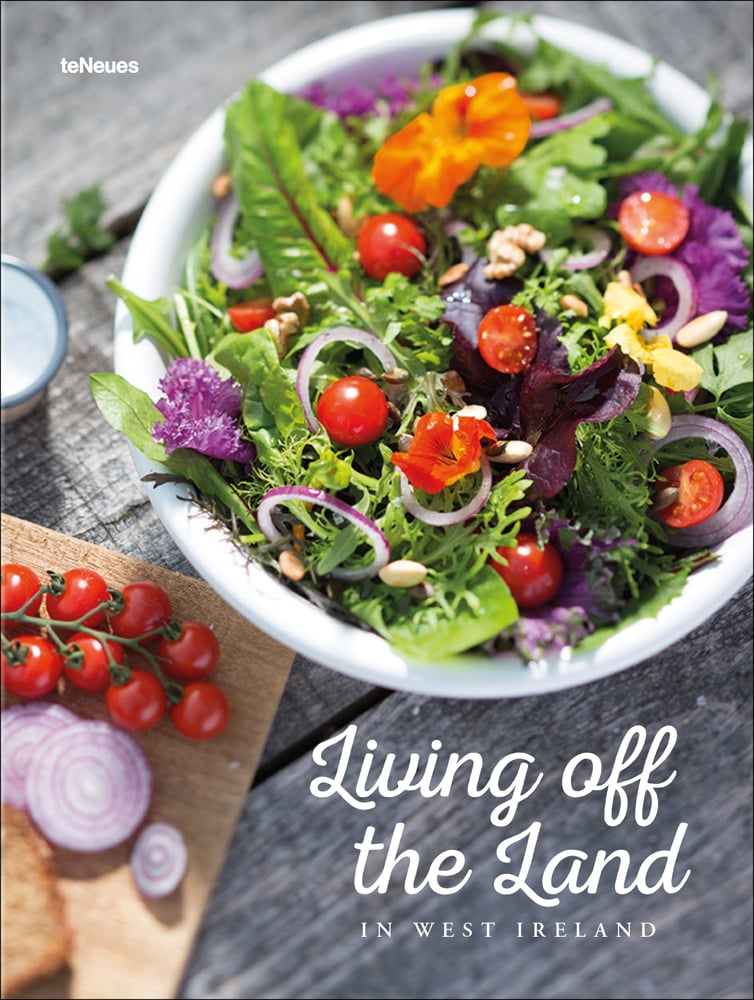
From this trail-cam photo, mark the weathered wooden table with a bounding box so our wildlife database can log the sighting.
[2,2,752,998]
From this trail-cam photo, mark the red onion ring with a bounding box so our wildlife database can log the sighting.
[529,98,613,140]
[1,702,78,811]
[630,256,697,340]
[398,455,493,526]
[210,193,265,289]
[25,720,152,852]
[652,415,753,548]
[539,225,612,271]
[257,485,391,580]
[130,822,188,899]
[295,326,398,433]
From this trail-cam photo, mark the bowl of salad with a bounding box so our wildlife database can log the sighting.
[96,8,753,698]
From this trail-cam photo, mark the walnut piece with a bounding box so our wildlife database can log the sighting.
[484,223,547,279]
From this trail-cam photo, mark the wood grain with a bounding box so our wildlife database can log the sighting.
[1,514,294,1000]
[183,581,753,1000]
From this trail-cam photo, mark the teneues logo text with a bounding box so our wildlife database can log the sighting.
[60,57,139,74]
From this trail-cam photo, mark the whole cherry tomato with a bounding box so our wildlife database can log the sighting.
[2,635,64,698]
[491,533,564,608]
[45,568,110,627]
[478,304,538,374]
[170,681,230,740]
[618,190,690,256]
[227,298,277,332]
[317,376,389,447]
[64,632,125,693]
[1,564,43,616]
[108,580,172,640]
[654,459,724,529]
[357,213,426,281]
[157,621,220,682]
[106,669,167,731]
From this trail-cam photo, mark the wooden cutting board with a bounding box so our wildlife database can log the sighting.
[1,514,295,1000]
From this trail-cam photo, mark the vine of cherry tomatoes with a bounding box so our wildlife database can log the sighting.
[1,564,229,741]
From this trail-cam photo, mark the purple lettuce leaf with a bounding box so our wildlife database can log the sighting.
[440,258,521,392]
[516,348,642,499]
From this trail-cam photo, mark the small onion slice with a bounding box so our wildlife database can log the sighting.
[630,256,697,340]
[1,702,78,811]
[25,720,152,852]
[256,485,391,581]
[130,822,188,899]
[529,98,613,140]
[210,193,265,289]
[295,326,398,433]
[398,455,493,526]
[652,415,753,548]
[539,225,612,271]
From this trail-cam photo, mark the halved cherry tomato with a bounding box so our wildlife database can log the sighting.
[227,298,277,333]
[317,375,389,447]
[478,304,538,374]
[45,568,110,627]
[654,459,724,529]
[64,633,125,692]
[108,580,172,640]
[157,621,220,682]
[170,681,229,740]
[1,563,43,616]
[106,670,166,731]
[618,190,690,256]
[357,213,426,281]
[491,534,564,609]
[1,635,64,698]
[520,91,563,121]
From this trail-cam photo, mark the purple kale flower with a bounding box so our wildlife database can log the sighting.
[617,171,750,331]
[500,518,632,662]
[297,74,427,121]
[676,242,751,328]
[617,171,677,199]
[153,357,255,464]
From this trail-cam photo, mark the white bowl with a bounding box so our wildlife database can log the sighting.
[113,9,753,698]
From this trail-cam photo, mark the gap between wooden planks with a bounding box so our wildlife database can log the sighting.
[1,514,294,1000]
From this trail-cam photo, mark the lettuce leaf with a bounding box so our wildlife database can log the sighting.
[224,80,353,301]
[90,372,257,532]
[343,565,518,660]
[213,329,307,463]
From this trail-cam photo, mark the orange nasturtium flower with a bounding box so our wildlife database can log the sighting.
[373,73,531,213]
[391,410,497,495]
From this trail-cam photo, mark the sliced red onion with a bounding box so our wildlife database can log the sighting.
[1,702,78,811]
[257,485,391,580]
[25,720,152,852]
[652,415,753,548]
[630,256,697,340]
[210,193,265,289]
[529,98,613,140]
[539,225,612,271]
[295,326,398,433]
[130,822,188,899]
[398,455,493,526]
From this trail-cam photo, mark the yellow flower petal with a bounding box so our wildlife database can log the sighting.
[649,349,704,392]
[599,282,657,332]
[604,324,652,365]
